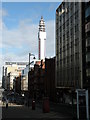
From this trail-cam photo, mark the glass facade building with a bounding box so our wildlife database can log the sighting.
[56,2,90,91]
[85,2,90,88]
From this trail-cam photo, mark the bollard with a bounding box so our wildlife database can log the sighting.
[32,99,35,110]
[43,97,50,113]
[6,103,8,108]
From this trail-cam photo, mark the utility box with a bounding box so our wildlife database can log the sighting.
[76,89,89,120]
[43,97,50,113]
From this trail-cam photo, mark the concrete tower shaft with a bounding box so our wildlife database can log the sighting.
[38,16,46,60]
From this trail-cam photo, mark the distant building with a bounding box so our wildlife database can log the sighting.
[13,75,21,94]
[0,81,2,87]
[38,16,46,60]
[56,1,90,93]
[2,62,28,90]
[2,66,5,89]
[21,65,29,91]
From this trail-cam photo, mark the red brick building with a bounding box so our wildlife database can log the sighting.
[28,58,56,101]
[28,60,45,99]
[44,57,56,101]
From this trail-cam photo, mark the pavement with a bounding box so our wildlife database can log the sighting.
[1,101,74,120]
[1,100,88,120]
[2,106,72,119]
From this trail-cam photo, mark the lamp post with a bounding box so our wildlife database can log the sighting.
[29,53,36,72]
[27,53,36,107]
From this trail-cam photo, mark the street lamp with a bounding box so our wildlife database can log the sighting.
[28,53,36,107]
[29,53,36,71]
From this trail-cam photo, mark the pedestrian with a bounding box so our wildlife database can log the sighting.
[57,92,59,103]
[6,99,8,108]
[28,99,29,107]
[24,100,27,106]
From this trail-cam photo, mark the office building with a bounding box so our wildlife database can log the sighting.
[56,2,90,92]
[85,2,90,88]
[21,65,29,91]
[2,62,28,90]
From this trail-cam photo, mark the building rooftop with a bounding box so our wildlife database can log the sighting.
[5,62,28,66]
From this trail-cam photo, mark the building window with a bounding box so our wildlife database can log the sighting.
[67,38,69,43]
[63,23,65,30]
[57,60,59,66]
[71,41,74,48]
[86,52,90,62]
[60,16,61,22]
[67,43,69,50]
[63,46,65,52]
[63,34,65,41]
[75,38,79,46]
[70,3,74,11]
[67,20,69,26]
[70,16,73,26]
[75,24,79,32]
[71,28,74,37]
[85,7,90,18]
[67,49,69,56]
[71,48,74,55]
[67,31,69,38]
[75,53,79,61]
[66,7,69,14]
[86,68,90,77]
[85,22,90,33]
[67,56,69,64]
[60,48,62,54]
[86,37,90,46]
[60,25,61,30]
[60,37,62,43]
[75,2,79,11]
[60,59,62,65]
[71,55,74,62]
[75,11,78,19]
[63,58,65,65]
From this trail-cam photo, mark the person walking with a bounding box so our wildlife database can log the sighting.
[6,99,8,108]
[28,99,29,107]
